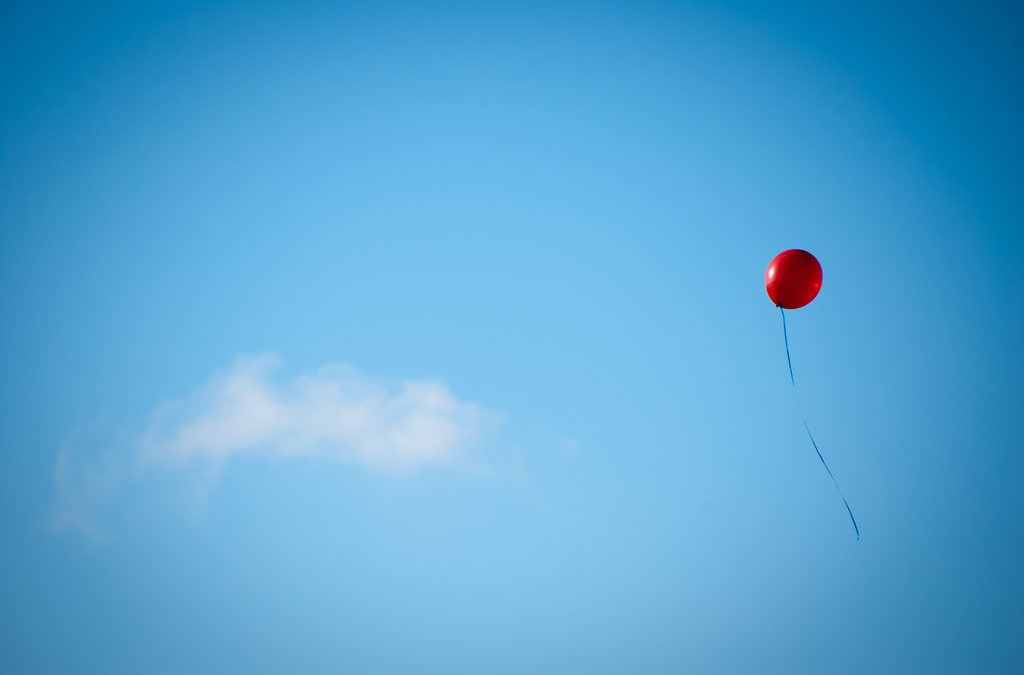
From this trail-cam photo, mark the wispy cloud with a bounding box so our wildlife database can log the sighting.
[142,354,492,473]
[51,419,131,540]
[52,354,499,536]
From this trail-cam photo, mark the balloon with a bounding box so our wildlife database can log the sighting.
[765,249,822,309]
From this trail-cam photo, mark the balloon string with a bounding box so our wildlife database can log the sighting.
[780,305,795,386]
[779,306,860,541]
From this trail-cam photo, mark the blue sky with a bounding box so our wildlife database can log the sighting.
[1,1,1021,673]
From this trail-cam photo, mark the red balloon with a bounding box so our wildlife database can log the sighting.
[765,249,822,309]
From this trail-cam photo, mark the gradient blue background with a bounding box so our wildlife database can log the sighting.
[1,1,1022,673]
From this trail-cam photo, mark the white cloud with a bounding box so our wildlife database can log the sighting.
[49,355,497,536]
[141,354,493,473]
